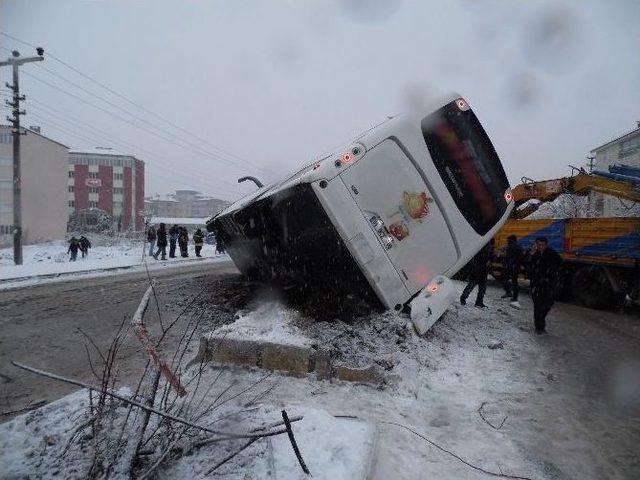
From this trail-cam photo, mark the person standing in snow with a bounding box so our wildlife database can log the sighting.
[214,230,225,255]
[78,236,91,259]
[193,228,204,257]
[68,236,80,262]
[146,224,157,258]
[168,224,179,258]
[178,227,189,258]
[529,237,562,334]
[153,223,168,260]
[460,241,491,308]
[500,235,524,309]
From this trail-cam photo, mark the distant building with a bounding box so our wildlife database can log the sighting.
[145,190,228,220]
[590,122,640,216]
[0,126,68,246]
[68,147,145,231]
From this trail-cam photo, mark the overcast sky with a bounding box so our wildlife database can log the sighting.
[2,0,639,201]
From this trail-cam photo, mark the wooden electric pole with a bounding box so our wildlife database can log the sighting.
[0,48,44,265]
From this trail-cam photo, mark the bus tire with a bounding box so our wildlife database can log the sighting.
[571,266,614,310]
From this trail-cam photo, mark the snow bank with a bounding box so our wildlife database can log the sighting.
[0,237,229,288]
[211,301,311,347]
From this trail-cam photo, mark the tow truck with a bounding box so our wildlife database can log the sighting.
[492,165,640,309]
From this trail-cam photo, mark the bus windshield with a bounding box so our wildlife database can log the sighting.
[421,100,509,235]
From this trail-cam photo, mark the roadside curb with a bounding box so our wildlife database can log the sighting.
[195,335,384,385]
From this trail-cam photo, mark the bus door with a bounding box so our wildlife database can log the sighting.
[339,139,458,293]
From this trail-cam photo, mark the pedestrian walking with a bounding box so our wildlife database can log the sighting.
[146,224,157,258]
[78,235,92,259]
[500,235,524,309]
[193,228,204,257]
[529,236,562,334]
[460,241,491,308]
[68,236,80,262]
[153,223,168,260]
[178,227,189,258]
[169,224,179,258]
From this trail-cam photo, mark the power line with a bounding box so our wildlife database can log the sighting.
[32,63,260,173]
[22,69,260,176]
[25,109,241,198]
[25,98,243,193]
[0,31,274,175]
[3,86,245,196]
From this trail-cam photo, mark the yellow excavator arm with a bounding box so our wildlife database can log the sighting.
[511,171,640,219]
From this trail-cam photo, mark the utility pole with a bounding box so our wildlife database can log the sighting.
[0,48,44,265]
[586,155,595,173]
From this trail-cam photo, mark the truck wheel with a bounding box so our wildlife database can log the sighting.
[571,267,614,309]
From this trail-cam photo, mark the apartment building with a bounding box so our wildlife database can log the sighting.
[68,147,145,230]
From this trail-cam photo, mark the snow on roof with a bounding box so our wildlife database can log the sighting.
[591,125,640,153]
[69,147,138,158]
[149,217,209,226]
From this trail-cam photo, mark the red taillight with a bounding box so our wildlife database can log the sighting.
[455,97,470,111]
[504,189,513,202]
[342,152,353,163]
[427,283,438,293]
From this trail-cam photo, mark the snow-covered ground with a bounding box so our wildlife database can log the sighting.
[2,281,638,479]
[0,236,228,289]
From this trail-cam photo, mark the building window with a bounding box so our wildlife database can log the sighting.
[68,200,75,208]
[89,201,98,208]
[0,132,12,144]
[113,172,124,180]
[68,170,75,178]
[0,155,12,166]
[88,187,100,194]
[68,185,75,192]
[88,172,99,179]
[113,187,124,194]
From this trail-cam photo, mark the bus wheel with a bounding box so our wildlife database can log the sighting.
[571,266,614,309]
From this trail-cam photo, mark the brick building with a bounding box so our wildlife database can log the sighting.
[68,147,145,230]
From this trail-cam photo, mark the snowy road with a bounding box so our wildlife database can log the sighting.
[0,259,237,419]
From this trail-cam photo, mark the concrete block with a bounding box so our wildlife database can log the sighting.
[261,342,311,377]
[198,336,261,367]
[334,364,383,384]
[312,349,332,381]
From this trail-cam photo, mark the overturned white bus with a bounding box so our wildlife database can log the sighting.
[207,93,513,311]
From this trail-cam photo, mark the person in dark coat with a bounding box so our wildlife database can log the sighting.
[214,230,225,255]
[193,228,204,257]
[529,236,562,334]
[460,241,492,308]
[68,236,80,262]
[168,224,179,258]
[500,235,524,308]
[146,224,157,258]
[78,236,92,258]
[153,223,168,260]
[178,227,189,258]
